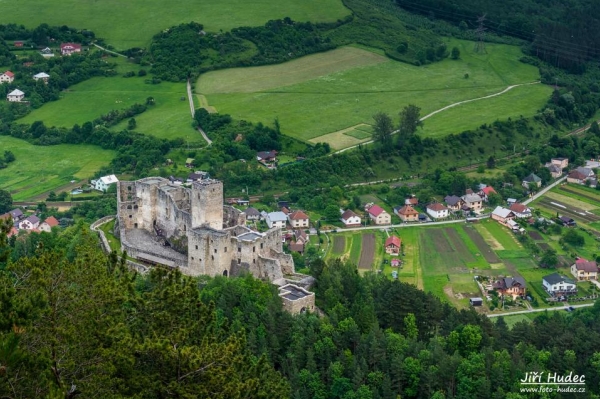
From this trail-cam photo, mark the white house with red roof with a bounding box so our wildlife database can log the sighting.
[288,210,309,228]
[509,203,532,218]
[367,205,391,225]
[60,43,82,56]
[0,70,14,84]
[426,203,449,219]
[7,89,24,102]
[478,185,497,201]
[385,236,401,255]
[39,216,60,232]
[340,209,361,227]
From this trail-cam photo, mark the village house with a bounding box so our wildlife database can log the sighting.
[461,193,483,211]
[340,209,361,227]
[14,41,23,48]
[40,47,54,57]
[426,203,449,219]
[404,197,418,206]
[256,151,277,167]
[367,205,391,225]
[60,43,82,56]
[395,205,419,222]
[559,216,576,227]
[266,211,287,229]
[8,208,24,221]
[491,206,516,227]
[288,210,309,229]
[185,158,195,168]
[571,258,598,281]
[39,216,59,233]
[522,173,542,188]
[546,163,563,178]
[509,203,532,218]
[187,171,209,182]
[0,71,14,84]
[19,215,40,230]
[385,236,401,255]
[493,276,527,298]
[543,273,577,297]
[567,167,595,185]
[243,207,261,221]
[7,89,24,102]
[94,174,119,192]
[33,72,50,83]
[478,185,497,202]
[551,157,569,169]
[444,195,463,212]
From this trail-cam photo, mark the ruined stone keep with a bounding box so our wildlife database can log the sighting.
[116,177,294,284]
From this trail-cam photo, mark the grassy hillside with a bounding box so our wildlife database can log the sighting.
[0,0,350,50]
[18,74,192,141]
[0,136,115,201]
[197,39,550,148]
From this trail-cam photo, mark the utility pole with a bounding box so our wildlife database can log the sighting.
[475,14,487,54]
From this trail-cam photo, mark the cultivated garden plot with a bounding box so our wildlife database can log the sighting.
[536,197,600,225]
[358,234,375,269]
[333,236,346,253]
[462,226,501,263]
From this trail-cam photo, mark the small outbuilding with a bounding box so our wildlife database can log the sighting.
[469,297,483,306]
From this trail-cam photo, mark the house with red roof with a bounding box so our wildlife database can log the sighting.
[39,216,60,233]
[0,71,14,84]
[509,203,532,218]
[367,205,391,225]
[288,210,309,228]
[385,236,401,255]
[60,43,82,56]
[426,203,449,219]
[394,205,418,222]
[571,258,598,281]
[478,185,497,202]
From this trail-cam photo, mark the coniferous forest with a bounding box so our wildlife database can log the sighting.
[2,220,600,398]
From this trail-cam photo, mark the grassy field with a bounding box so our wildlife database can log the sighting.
[0,0,350,50]
[0,136,115,201]
[19,73,194,141]
[197,39,550,148]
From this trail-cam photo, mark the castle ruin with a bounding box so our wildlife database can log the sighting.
[116,177,293,285]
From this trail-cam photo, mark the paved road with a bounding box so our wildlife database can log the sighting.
[487,302,594,317]
[335,81,540,154]
[523,176,567,205]
[321,215,489,233]
[186,80,212,146]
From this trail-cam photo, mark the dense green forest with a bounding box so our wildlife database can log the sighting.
[394,0,600,72]
[2,220,600,397]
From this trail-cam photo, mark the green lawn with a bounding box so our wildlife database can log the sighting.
[198,39,548,147]
[0,136,115,201]
[19,75,194,141]
[0,0,350,50]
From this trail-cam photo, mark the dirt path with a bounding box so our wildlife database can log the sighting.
[335,81,541,154]
[92,43,128,58]
[186,80,212,146]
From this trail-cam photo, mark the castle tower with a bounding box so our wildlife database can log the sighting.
[191,180,223,230]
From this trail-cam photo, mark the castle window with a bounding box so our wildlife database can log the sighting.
[195,245,198,250]
[224,247,227,252]
[214,248,217,254]
[184,225,186,232]
[127,205,132,210]
[253,246,255,253]
[253,259,255,264]
[134,223,138,228]
[238,247,241,253]
[260,243,263,249]
[128,186,132,191]
[211,255,214,261]
[238,259,241,264]
[129,215,132,218]
[223,270,228,277]
[191,257,194,260]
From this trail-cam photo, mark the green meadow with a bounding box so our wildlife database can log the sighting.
[19,74,193,141]
[0,0,350,49]
[0,136,115,201]
[197,39,550,148]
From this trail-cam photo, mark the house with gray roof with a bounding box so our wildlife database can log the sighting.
[461,193,483,211]
[266,211,288,229]
[543,273,577,297]
[522,173,542,188]
[243,207,261,221]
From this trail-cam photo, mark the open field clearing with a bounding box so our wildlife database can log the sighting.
[19,76,192,140]
[536,197,600,225]
[557,185,600,207]
[0,0,349,50]
[308,124,373,150]
[198,40,548,147]
[543,190,598,212]
[0,136,115,201]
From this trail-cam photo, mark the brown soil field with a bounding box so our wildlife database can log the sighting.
[528,231,543,241]
[333,236,346,253]
[462,226,500,263]
[358,234,375,269]
[444,227,476,262]
[426,229,453,252]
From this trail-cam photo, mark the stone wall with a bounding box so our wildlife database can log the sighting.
[279,284,316,315]
[191,180,223,230]
[187,227,232,277]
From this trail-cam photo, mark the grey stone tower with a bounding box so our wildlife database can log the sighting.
[191,179,223,230]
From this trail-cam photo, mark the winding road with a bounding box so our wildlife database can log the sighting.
[335,81,541,154]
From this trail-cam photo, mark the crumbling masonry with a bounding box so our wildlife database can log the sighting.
[116,177,293,285]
